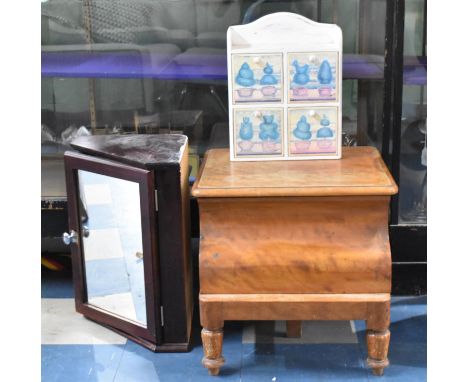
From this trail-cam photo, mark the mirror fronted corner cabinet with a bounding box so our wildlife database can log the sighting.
[63,134,193,352]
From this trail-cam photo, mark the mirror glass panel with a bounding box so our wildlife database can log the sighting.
[78,170,147,327]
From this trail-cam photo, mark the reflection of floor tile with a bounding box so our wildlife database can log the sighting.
[113,341,162,382]
[41,299,127,345]
[85,258,131,298]
[119,230,144,256]
[241,343,367,382]
[42,344,124,382]
[115,323,244,382]
[83,228,124,260]
[83,183,113,205]
[85,204,116,230]
[89,292,141,325]
[243,320,357,344]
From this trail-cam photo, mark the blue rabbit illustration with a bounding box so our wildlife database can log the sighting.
[317,59,333,85]
[292,60,310,85]
[236,62,255,87]
[316,115,334,138]
[259,115,279,141]
[293,116,312,140]
[239,117,254,140]
[259,63,278,85]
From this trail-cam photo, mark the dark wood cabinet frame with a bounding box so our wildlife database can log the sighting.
[64,151,162,348]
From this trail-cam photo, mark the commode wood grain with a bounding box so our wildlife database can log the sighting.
[192,147,397,376]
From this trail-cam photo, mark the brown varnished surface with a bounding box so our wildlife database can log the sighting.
[194,147,395,374]
[192,147,398,198]
[199,293,390,325]
[199,293,390,303]
[199,293,391,375]
[199,196,392,294]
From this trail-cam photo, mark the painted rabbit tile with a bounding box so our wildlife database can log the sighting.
[288,107,338,156]
[288,52,339,102]
[233,109,283,158]
[231,54,283,104]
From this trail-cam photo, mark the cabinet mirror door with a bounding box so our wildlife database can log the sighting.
[64,151,161,348]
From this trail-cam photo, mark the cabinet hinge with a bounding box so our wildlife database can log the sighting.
[154,189,158,212]
[160,306,164,327]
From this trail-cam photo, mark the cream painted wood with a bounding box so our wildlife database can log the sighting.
[227,12,343,161]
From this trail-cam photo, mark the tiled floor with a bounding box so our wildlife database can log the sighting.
[42,272,426,382]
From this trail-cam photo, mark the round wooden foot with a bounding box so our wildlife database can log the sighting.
[202,356,225,375]
[201,328,225,376]
[372,367,384,376]
[367,329,390,376]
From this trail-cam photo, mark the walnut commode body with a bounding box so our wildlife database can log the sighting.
[192,147,398,376]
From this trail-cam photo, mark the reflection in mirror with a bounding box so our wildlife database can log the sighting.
[78,170,147,327]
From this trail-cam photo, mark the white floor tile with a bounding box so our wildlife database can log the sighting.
[42,298,127,345]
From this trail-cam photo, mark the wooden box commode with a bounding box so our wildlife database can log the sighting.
[192,146,398,376]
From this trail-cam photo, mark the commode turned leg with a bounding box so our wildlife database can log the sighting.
[367,329,390,376]
[200,299,225,376]
[201,327,225,376]
[366,300,391,376]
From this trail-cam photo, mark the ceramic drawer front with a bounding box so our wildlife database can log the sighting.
[232,107,284,158]
[288,106,339,157]
[231,53,283,104]
[287,51,339,103]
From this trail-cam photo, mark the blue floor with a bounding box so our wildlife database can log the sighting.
[42,273,426,382]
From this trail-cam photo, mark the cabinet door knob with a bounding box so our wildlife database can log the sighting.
[62,230,78,245]
[82,225,90,238]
